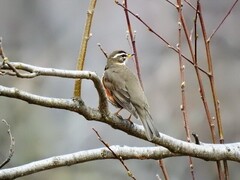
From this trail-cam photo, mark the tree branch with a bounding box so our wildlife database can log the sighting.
[0,120,15,169]
[1,62,240,164]
[123,0,143,89]
[0,146,174,179]
[0,62,109,116]
[74,0,98,98]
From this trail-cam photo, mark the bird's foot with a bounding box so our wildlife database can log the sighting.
[115,114,124,120]
[125,114,133,125]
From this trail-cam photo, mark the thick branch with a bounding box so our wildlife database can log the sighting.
[0,146,173,179]
[1,62,109,116]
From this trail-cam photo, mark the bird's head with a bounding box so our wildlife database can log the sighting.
[107,50,134,65]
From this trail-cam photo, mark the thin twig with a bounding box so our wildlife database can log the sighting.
[97,43,108,58]
[192,133,200,145]
[114,0,209,76]
[178,0,218,146]
[183,0,197,10]
[163,0,177,8]
[208,0,239,41]
[194,1,216,140]
[0,37,9,63]
[0,119,15,169]
[177,1,195,179]
[198,0,223,144]
[74,0,97,98]
[92,128,136,180]
[0,37,37,78]
[123,0,143,89]
[156,174,161,180]
[0,37,5,59]
[197,1,228,179]
[158,160,169,180]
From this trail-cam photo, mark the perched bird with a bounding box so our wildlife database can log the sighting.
[102,50,159,141]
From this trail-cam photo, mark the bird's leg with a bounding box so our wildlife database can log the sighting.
[114,108,123,119]
[114,108,123,116]
[126,114,133,125]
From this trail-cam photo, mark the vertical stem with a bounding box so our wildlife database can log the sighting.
[178,1,224,179]
[178,0,216,143]
[179,0,219,143]
[158,160,170,180]
[197,1,228,179]
[73,0,97,98]
[176,1,195,179]
[123,0,144,89]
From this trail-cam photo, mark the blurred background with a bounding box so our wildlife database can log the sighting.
[0,0,240,179]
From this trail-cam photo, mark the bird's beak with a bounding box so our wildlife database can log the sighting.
[127,53,135,58]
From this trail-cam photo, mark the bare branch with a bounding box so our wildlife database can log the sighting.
[123,0,143,89]
[158,159,170,180]
[184,0,197,10]
[0,146,174,179]
[197,1,229,178]
[114,0,209,76]
[0,37,7,60]
[176,1,196,179]
[0,120,15,169]
[74,0,97,98]
[164,0,177,8]
[97,43,108,58]
[208,0,239,41]
[1,62,109,116]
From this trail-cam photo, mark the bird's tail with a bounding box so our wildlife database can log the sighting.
[138,108,159,141]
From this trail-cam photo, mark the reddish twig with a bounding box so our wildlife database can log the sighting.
[195,2,224,179]
[183,0,197,10]
[208,0,239,41]
[163,0,177,7]
[197,1,229,180]
[122,0,143,89]
[178,0,218,147]
[177,1,195,179]
[114,0,209,76]
[191,3,218,145]
[92,128,136,180]
[158,160,169,180]
[197,1,229,179]
[198,1,224,144]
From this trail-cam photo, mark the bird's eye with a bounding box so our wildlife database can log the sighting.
[121,54,127,58]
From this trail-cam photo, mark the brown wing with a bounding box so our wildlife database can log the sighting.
[103,64,159,141]
[103,67,138,118]
[102,76,121,108]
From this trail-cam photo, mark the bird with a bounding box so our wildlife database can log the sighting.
[102,50,159,141]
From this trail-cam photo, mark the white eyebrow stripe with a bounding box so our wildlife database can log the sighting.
[112,53,127,59]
